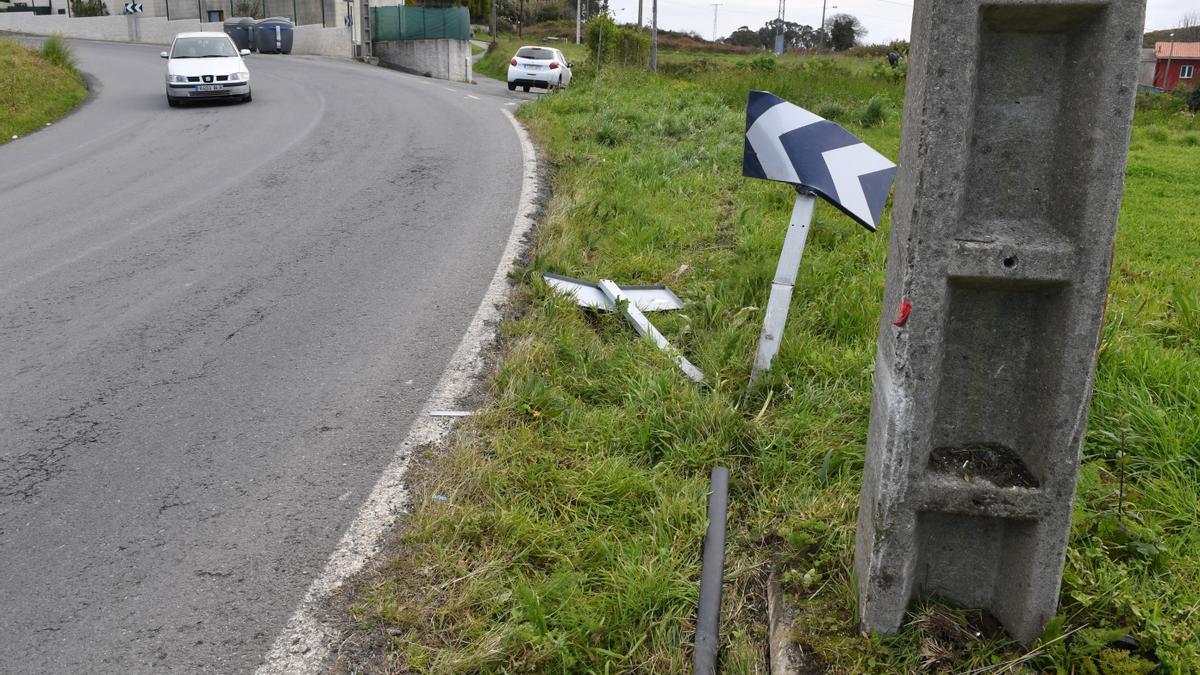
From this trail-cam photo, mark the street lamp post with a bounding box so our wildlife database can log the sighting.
[1164,32,1176,90]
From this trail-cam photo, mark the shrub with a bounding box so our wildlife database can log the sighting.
[40,34,76,70]
[739,53,776,72]
[815,100,848,122]
[586,15,649,68]
[857,94,887,127]
[69,0,108,16]
[1188,84,1200,114]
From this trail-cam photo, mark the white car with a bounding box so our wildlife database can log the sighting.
[162,32,252,106]
[507,46,572,92]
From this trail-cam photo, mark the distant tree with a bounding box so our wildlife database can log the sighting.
[1180,12,1200,29]
[725,25,760,48]
[70,0,108,16]
[722,19,818,51]
[764,19,820,50]
[825,12,864,51]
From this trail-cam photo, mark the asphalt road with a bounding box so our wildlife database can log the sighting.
[0,40,537,672]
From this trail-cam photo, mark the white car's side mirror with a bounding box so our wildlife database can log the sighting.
[240,49,250,56]
[160,51,169,58]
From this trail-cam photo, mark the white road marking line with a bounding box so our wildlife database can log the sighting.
[255,110,540,675]
[465,94,481,100]
[443,86,455,92]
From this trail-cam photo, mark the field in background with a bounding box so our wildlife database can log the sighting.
[345,37,1200,673]
[0,36,87,143]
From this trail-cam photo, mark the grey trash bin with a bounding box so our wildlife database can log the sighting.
[254,17,294,54]
[223,17,255,52]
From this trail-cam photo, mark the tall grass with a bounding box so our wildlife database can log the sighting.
[40,34,77,70]
[343,53,1199,673]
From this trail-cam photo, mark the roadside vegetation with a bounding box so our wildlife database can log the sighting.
[346,31,1200,673]
[0,36,88,144]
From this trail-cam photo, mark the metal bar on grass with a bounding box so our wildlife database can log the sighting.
[748,190,816,387]
[693,467,729,675]
[597,279,705,383]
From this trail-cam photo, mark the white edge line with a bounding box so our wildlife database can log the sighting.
[254,108,539,675]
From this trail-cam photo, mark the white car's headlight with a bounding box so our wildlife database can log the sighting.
[228,72,249,82]
[168,74,189,83]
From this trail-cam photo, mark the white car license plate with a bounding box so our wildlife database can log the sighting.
[196,84,222,91]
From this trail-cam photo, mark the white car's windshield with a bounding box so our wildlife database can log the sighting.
[172,37,238,58]
[515,47,554,60]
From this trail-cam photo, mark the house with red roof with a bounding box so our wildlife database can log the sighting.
[1154,42,1200,91]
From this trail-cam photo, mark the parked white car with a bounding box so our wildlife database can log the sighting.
[507,46,572,92]
[163,32,252,106]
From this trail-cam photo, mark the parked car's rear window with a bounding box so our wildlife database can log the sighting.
[516,48,555,60]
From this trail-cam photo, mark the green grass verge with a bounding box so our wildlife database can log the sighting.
[0,37,87,143]
[344,54,1200,673]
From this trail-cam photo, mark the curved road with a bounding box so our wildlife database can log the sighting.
[1,40,531,672]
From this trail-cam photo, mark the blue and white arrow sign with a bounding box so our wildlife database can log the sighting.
[743,91,896,232]
[124,2,143,12]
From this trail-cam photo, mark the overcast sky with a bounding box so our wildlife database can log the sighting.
[605,0,1197,45]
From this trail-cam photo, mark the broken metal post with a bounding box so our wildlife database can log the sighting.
[749,190,816,388]
[597,279,705,383]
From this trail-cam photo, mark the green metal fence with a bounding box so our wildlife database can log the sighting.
[370,5,470,41]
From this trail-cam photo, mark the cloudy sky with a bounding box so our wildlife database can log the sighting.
[605,0,1197,45]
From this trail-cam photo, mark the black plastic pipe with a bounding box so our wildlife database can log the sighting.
[693,467,729,675]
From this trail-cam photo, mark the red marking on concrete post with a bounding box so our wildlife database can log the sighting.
[892,298,911,327]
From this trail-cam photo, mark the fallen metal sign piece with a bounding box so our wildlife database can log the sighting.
[543,274,704,383]
[543,273,684,312]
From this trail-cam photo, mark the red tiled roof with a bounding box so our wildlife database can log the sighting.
[1155,42,1200,59]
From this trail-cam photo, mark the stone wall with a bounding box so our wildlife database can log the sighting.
[373,38,471,82]
[0,13,350,56]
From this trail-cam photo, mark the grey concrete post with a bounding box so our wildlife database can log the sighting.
[855,0,1146,645]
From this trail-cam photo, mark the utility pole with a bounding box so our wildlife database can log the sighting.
[650,0,657,71]
[711,3,720,41]
[820,0,829,49]
[774,0,784,54]
[576,0,581,43]
[637,0,642,28]
[491,0,497,45]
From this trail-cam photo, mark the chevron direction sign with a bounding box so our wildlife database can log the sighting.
[124,2,143,12]
[742,91,897,387]
[743,90,896,232]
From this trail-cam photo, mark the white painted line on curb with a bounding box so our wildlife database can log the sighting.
[255,109,540,675]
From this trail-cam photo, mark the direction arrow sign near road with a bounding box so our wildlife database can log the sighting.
[742,91,897,387]
[124,2,143,12]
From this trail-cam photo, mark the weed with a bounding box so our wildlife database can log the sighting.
[40,34,76,70]
[857,94,887,127]
[815,100,848,122]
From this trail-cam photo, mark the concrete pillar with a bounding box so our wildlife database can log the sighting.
[855,0,1146,645]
